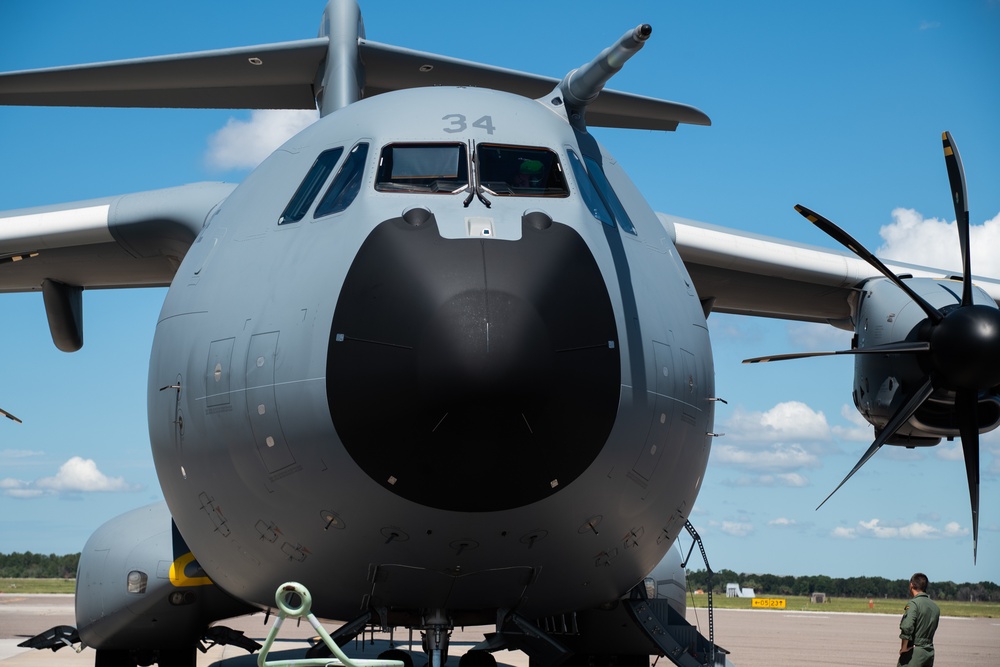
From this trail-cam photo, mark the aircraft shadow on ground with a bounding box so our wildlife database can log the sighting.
[218,638,517,667]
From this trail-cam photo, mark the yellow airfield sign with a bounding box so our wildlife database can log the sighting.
[751,598,786,609]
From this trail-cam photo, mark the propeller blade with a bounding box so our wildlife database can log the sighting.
[817,376,935,510]
[955,389,980,563]
[942,131,973,307]
[795,204,943,324]
[0,407,22,424]
[743,341,930,364]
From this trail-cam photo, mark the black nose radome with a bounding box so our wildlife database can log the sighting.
[328,215,620,512]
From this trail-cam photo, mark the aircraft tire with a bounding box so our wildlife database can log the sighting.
[94,650,135,667]
[379,649,414,667]
[458,651,496,667]
[157,648,195,667]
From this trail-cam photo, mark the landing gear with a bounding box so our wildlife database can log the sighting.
[419,611,451,667]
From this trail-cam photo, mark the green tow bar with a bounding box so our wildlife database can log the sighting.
[257,582,404,667]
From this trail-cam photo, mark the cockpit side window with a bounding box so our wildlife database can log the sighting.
[582,155,636,235]
[375,143,469,194]
[567,150,613,227]
[278,147,344,225]
[477,144,569,197]
[315,143,370,218]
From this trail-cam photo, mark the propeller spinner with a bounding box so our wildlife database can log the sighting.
[744,132,999,562]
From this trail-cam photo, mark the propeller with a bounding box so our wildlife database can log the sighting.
[746,132,999,562]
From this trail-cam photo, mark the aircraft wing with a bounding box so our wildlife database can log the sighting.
[664,213,1000,326]
[0,182,235,293]
[0,38,709,131]
[358,41,711,130]
[0,39,330,110]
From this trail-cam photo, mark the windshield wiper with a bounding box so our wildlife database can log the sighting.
[463,140,492,209]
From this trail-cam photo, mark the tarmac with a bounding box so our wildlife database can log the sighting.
[2,594,998,667]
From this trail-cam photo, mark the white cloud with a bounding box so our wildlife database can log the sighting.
[0,478,44,498]
[933,440,964,461]
[35,457,137,493]
[787,322,853,352]
[713,443,819,471]
[206,109,320,171]
[833,518,970,540]
[831,405,873,442]
[1,449,45,459]
[725,401,831,442]
[2,457,140,497]
[720,521,754,537]
[943,522,969,537]
[984,438,1000,476]
[769,517,796,527]
[731,472,810,487]
[877,208,1000,277]
[771,472,809,486]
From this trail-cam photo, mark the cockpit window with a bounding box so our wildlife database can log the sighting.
[279,147,344,225]
[375,143,469,193]
[567,150,613,227]
[315,143,369,218]
[582,155,636,235]
[477,144,569,197]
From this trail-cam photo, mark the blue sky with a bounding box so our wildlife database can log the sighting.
[1,1,998,587]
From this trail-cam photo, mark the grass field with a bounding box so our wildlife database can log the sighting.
[0,578,75,594]
[688,593,1000,618]
[3,579,998,618]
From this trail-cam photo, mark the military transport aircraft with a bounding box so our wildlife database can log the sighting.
[1,2,998,667]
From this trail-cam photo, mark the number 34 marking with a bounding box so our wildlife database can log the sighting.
[442,114,496,135]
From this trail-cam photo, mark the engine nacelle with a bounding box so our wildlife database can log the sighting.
[852,276,1000,444]
[76,502,253,662]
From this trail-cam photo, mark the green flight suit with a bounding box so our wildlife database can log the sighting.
[896,592,940,666]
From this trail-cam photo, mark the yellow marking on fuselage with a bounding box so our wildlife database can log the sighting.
[169,551,214,587]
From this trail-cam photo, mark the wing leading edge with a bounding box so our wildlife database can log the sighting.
[0,183,235,294]
[664,213,1000,326]
[0,38,709,131]
[0,182,234,351]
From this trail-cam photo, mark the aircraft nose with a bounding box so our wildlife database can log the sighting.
[327,213,620,512]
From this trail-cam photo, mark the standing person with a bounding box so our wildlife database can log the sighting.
[896,572,941,666]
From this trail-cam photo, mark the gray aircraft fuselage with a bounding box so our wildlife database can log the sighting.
[148,85,714,624]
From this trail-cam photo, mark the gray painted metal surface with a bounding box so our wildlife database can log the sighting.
[1,1,995,666]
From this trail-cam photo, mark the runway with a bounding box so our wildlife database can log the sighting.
[2,594,998,667]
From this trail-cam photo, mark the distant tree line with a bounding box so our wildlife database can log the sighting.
[2,552,997,601]
[685,569,1000,602]
[0,552,80,579]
